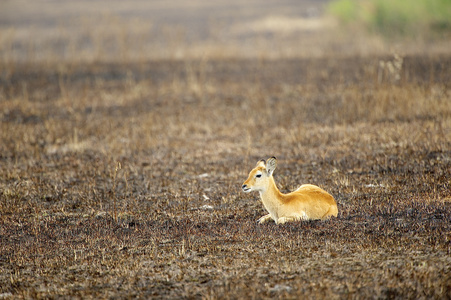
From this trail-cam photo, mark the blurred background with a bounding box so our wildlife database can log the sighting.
[1,0,450,63]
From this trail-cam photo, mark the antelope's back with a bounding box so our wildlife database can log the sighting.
[295,184,334,201]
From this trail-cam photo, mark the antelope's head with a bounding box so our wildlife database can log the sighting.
[241,157,277,193]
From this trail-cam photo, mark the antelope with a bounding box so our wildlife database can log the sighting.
[241,157,338,224]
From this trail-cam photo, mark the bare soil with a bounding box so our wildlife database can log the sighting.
[1,54,450,299]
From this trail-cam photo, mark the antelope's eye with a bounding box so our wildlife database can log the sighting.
[256,174,262,178]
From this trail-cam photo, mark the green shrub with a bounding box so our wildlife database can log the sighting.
[327,0,359,24]
[327,0,451,37]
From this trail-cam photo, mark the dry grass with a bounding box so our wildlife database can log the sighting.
[1,55,450,299]
[1,1,451,299]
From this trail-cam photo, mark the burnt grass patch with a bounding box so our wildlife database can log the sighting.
[1,56,451,299]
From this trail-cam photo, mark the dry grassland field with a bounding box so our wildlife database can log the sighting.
[1,0,451,299]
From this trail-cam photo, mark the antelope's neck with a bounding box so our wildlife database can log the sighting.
[259,177,285,211]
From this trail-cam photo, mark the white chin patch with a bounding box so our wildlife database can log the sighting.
[242,188,252,193]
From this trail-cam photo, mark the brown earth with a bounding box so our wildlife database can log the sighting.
[1,55,450,299]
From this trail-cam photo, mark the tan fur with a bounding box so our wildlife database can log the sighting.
[241,157,338,224]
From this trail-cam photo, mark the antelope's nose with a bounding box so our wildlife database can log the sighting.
[242,184,247,190]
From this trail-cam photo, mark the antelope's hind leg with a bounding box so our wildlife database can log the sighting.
[276,216,296,224]
[277,212,308,224]
[257,214,273,224]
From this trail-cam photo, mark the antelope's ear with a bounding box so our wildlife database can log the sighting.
[256,159,266,168]
[266,156,277,176]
